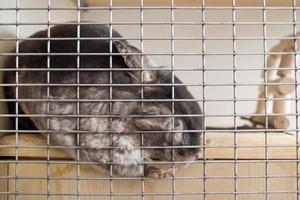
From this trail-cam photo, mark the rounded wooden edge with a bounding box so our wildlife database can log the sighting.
[0,134,70,159]
[0,132,297,160]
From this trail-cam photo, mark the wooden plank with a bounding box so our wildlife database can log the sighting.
[0,163,8,200]
[0,134,69,159]
[0,132,298,160]
[85,0,297,6]
[5,161,298,200]
[206,132,300,160]
[0,132,297,200]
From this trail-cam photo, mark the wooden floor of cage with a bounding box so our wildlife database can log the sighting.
[0,132,299,200]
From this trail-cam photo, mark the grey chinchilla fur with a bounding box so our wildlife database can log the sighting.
[3,24,202,177]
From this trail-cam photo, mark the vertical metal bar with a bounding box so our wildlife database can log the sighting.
[139,0,145,200]
[231,1,237,200]
[46,0,51,199]
[109,1,113,200]
[261,0,269,199]
[15,0,20,199]
[201,0,207,200]
[170,0,176,200]
[76,1,81,200]
[291,1,299,200]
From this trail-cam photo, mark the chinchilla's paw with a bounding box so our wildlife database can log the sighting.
[145,166,176,178]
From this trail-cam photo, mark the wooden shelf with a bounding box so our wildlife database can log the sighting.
[86,0,297,7]
[0,132,297,160]
[1,158,297,200]
[0,132,297,200]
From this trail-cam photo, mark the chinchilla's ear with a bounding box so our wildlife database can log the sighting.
[113,40,157,83]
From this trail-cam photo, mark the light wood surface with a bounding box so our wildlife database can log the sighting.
[0,132,298,160]
[0,132,298,200]
[86,0,299,6]
[2,161,298,200]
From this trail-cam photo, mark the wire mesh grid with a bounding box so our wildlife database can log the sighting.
[0,0,300,200]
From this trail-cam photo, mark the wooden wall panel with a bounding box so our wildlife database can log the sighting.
[3,162,298,200]
[0,163,8,200]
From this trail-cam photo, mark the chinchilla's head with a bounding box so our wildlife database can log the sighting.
[113,40,203,162]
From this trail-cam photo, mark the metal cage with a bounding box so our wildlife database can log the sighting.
[0,0,299,200]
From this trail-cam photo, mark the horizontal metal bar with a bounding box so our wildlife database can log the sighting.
[0,174,298,181]
[1,6,300,11]
[0,113,296,118]
[1,52,298,56]
[0,67,297,72]
[0,144,203,150]
[0,144,298,150]
[0,159,299,165]
[1,96,300,103]
[1,36,300,41]
[0,190,298,196]
[1,22,300,26]
[0,82,297,87]
[0,128,295,134]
